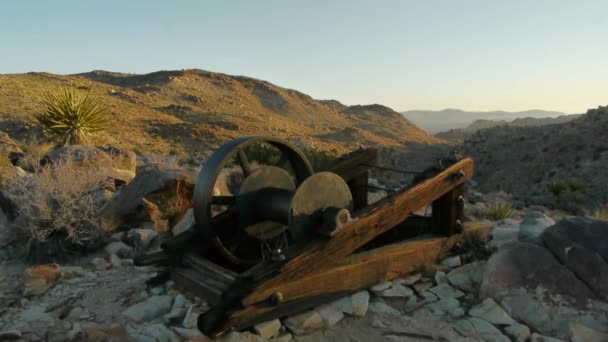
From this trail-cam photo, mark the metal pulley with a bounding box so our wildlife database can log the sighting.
[192,136,353,266]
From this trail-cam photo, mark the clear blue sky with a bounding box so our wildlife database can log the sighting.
[1,0,607,113]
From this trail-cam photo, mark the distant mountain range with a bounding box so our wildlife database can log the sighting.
[401,108,574,133]
[436,114,583,143]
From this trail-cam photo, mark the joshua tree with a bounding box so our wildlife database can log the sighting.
[33,86,110,146]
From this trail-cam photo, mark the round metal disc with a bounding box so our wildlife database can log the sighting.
[288,172,353,241]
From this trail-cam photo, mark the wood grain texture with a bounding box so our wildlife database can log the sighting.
[241,157,473,306]
[225,237,445,332]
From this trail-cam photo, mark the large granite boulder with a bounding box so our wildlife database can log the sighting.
[541,217,608,300]
[480,217,608,339]
[98,165,197,232]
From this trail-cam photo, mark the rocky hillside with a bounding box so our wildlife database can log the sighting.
[437,114,582,143]
[464,106,608,212]
[402,108,568,133]
[0,70,442,158]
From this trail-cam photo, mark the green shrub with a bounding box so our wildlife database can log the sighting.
[566,178,585,192]
[548,181,567,197]
[32,86,110,146]
[481,201,517,221]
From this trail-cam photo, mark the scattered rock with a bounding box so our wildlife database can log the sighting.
[504,323,531,341]
[529,333,568,342]
[434,271,448,285]
[183,304,207,329]
[428,284,465,300]
[413,282,433,294]
[368,298,401,317]
[446,261,485,292]
[283,310,323,335]
[401,273,421,286]
[138,323,180,342]
[90,257,111,271]
[253,319,281,340]
[420,291,438,303]
[490,219,520,248]
[268,333,292,342]
[454,317,510,342]
[519,211,555,240]
[22,264,63,297]
[0,330,22,340]
[41,145,113,169]
[109,254,122,268]
[370,281,392,293]
[377,284,413,298]
[350,291,370,317]
[125,228,159,250]
[98,146,137,173]
[104,241,135,258]
[468,298,516,325]
[123,296,173,322]
[569,321,608,342]
[316,304,344,327]
[440,255,462,268]
[172,208,195,236]
[172,327,209,341]
[426,298,464,317]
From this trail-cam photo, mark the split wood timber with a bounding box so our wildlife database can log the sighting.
[200,156,473,336]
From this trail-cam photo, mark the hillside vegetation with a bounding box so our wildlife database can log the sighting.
[0,70,443,158]
[464,106,608,212]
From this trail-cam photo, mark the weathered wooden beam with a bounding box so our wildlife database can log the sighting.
[221,237,445,333]
[241,157,473,307]
[348,170,369,211]
[432,183,465,236]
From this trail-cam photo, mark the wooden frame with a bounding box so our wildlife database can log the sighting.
[136,147,474,337]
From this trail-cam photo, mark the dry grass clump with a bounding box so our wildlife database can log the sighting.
[5,155,108,252]
[588,206,608,220]
[481,201,517,221]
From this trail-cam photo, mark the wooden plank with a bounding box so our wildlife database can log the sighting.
[432,183,465,236]
[222,237,445,333]
[241,157,473,306]
[326,148,378,182]
[348,170,369,211]
[183,254,238,285]
[171,267,227,306]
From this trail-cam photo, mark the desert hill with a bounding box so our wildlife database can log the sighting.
[436,114,582,143]
[0,70,442,158]
[464,106,608,212]
[402,108,569,133]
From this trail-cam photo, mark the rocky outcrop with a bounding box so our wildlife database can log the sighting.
[98,165,197,232]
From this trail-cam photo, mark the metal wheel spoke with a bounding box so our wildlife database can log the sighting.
[237,150,253,176]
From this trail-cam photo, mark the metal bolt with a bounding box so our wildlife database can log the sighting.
[455,219,464,233]
[457,195,465,207]
[457,170,466,178]
[270,292,283,306]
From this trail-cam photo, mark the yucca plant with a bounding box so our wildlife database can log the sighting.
[481,201,517,221]
[32,86,110,146]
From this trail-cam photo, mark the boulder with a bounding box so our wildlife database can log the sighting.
[428,284,464,300]
[41,145,113,169]
[316,304,344,327]
[98,165,197,232]
[541,217,608,300]
[504,323,531,342]
[98,146,137,173]
[480,242,595,303]
[124,229,158,250]
[0,131,22,155]
[172,208,194,236]
[569,321,608,342]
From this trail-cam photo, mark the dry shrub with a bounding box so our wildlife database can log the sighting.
[588,206,608,220]
[481,201,517,221]
[6,154,108,249]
